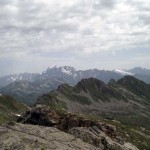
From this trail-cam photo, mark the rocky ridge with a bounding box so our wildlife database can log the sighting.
[36,76,150,130]
[17,105,139,150]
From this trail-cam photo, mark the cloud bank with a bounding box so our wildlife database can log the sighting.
[0,0,150,75]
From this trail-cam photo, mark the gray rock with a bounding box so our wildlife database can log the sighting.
[0,123,100,150]
[69,127,139,150]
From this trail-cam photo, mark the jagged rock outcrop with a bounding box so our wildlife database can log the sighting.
[17,105,139,150]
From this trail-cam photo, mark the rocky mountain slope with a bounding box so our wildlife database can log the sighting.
[0,75,150,149]
[0,66,150,105]
[0,122,99,150]
[15,105,139,150]
[0,94,29,124]
[36,76,150,130]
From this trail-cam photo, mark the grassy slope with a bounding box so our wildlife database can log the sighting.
[0,95,29,124]
[105,119,150,150]
[76,113,150,150]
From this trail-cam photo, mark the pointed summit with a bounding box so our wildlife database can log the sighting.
[76,77,106,92]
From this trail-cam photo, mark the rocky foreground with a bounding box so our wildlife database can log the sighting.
[6,105,138,150]
[0,122,99,150]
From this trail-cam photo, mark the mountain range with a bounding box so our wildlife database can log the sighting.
[0,74,150,149]
[0,66,150,104]
[37,76,150,129]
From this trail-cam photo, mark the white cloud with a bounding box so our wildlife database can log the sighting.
[0,0,150,75]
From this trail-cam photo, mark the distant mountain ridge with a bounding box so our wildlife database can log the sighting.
[0,66,150,86]
[0,73,39,87]
[0,66,150,105]
[128,67,150,75]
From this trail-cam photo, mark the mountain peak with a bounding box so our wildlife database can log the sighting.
[48,65,61,69]
[76,78,106,92]
[117,75,150,99]
[117,75,143,85]
[47,65,76,70]
[43,65,77,76]
[57,84,71,92]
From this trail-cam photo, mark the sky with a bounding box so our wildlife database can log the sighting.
[0,0,150,76]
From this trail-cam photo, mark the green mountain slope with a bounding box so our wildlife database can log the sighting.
[0,94,29,124]
[36,76,150,130]
[117,76,150,100]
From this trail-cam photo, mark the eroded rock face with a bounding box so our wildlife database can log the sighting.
[17,105,139,150]
[0,123,99,150]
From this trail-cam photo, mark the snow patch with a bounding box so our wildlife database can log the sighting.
[61,67,72,75]
[15,114,21,117]
[10,76,17,81]
[114,69,134,76]
[10,74,20,81]
[0,93,3,96]
[73,74,77,79]
[49,65,60,69]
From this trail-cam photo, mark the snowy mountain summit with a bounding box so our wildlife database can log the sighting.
[43,65,77,76]
[0,66,150,88]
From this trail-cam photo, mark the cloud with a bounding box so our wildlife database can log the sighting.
[0,0,150,75]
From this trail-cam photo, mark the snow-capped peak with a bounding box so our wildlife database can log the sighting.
[114,69,134,76]
[61,66,75,75]
[0,93,3,97]
[45,65,76,75]
[48,65,60,69]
